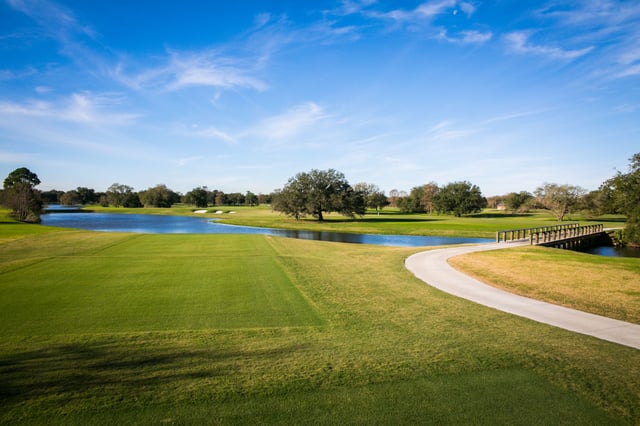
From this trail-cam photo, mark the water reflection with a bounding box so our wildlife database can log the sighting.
[41,212,491,248]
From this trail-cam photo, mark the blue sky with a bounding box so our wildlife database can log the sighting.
[1,0,639,196]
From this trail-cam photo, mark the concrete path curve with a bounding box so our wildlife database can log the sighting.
[405,242,640,350]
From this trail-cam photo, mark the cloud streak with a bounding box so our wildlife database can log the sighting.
[113,49,269,93]
[243,102,327,142]
[439,29,493,44]
[183,125,237,144]
[366,0,476,23]
[0,92,140,125]
[7,0,96,41]
[504,31,594,60]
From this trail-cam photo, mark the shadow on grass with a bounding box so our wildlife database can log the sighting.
[292,217,443,224]
[582,217,627,223]
[0,339,308,407]
[468,213,534,218]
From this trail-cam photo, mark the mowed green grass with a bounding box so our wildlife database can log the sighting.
[1,222,638,424]
[0,233,322,335]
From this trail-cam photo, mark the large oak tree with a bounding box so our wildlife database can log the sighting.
[273,169,365,221]
[1,167,43,223]
[433,181,486,217]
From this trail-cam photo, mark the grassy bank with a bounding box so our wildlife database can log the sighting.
[1,219,638,423]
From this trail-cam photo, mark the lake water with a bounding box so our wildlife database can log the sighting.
[579,245,640,258]
[41,212,491,248]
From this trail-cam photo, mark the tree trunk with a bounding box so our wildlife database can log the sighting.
[317,210,324,221]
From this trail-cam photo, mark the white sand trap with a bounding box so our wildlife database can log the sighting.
[215,211,223,214]
[193,210,207,214]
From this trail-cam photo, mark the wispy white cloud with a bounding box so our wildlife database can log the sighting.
[504,31,594,60]
[0,92,139,125]
[7,0,96,41]
[536,1,640,27]
[334,0,377,16]
[111,9,363,95]
[427,120,477,143]
[481,109,551,125]
[613,41,640,78]
[438,29,493,44]
[253,13,272,29]
[168,54,268,91]
[176,156,204,167]
[417,0,475,18]
[531,1,640,76]
[0,110,148,160]
[183,125,237,144]
[429,120,453,133]
[0,67,37,81]
[365,0,476,24]
[243,102,327,142]
[615,64,640,78]
[5,0,120,93]
[618,46,640,65]
[112,50,268,92]
[175,102,329,148]
[8,0,270,95]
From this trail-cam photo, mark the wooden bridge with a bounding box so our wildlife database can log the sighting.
[496,223,607,249]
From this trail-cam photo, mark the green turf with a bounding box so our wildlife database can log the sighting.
[13,370,618,425]
[0,234,322,335]
[0,217,637,424]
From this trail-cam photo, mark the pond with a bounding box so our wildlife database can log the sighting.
[578,245,640,258]
[41,212,491,248]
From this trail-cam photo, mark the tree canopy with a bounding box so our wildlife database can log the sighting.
[106,183,141,208]
[534,183,585,222]
[603,153,640,245]
[3,167,41,189]
[184,187,209,208]
[139,184,180,208]
[433,181,486,217]
[353,182,388,214]
[398,185,425,213]
[273,169,365,221]
[504,191,533,212]
[1,167,43,223]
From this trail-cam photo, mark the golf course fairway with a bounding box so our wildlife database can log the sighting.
[1,223,638,424]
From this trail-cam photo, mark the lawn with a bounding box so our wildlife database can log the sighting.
[0,213,638,424]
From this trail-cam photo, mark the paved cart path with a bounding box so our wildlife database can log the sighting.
[405,242,640,350]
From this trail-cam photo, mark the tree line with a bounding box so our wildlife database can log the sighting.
[1,152,638,245]
[36,184,270,209]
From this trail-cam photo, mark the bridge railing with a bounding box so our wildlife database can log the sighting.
[529,224,604,246]
[496,223,581,243]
